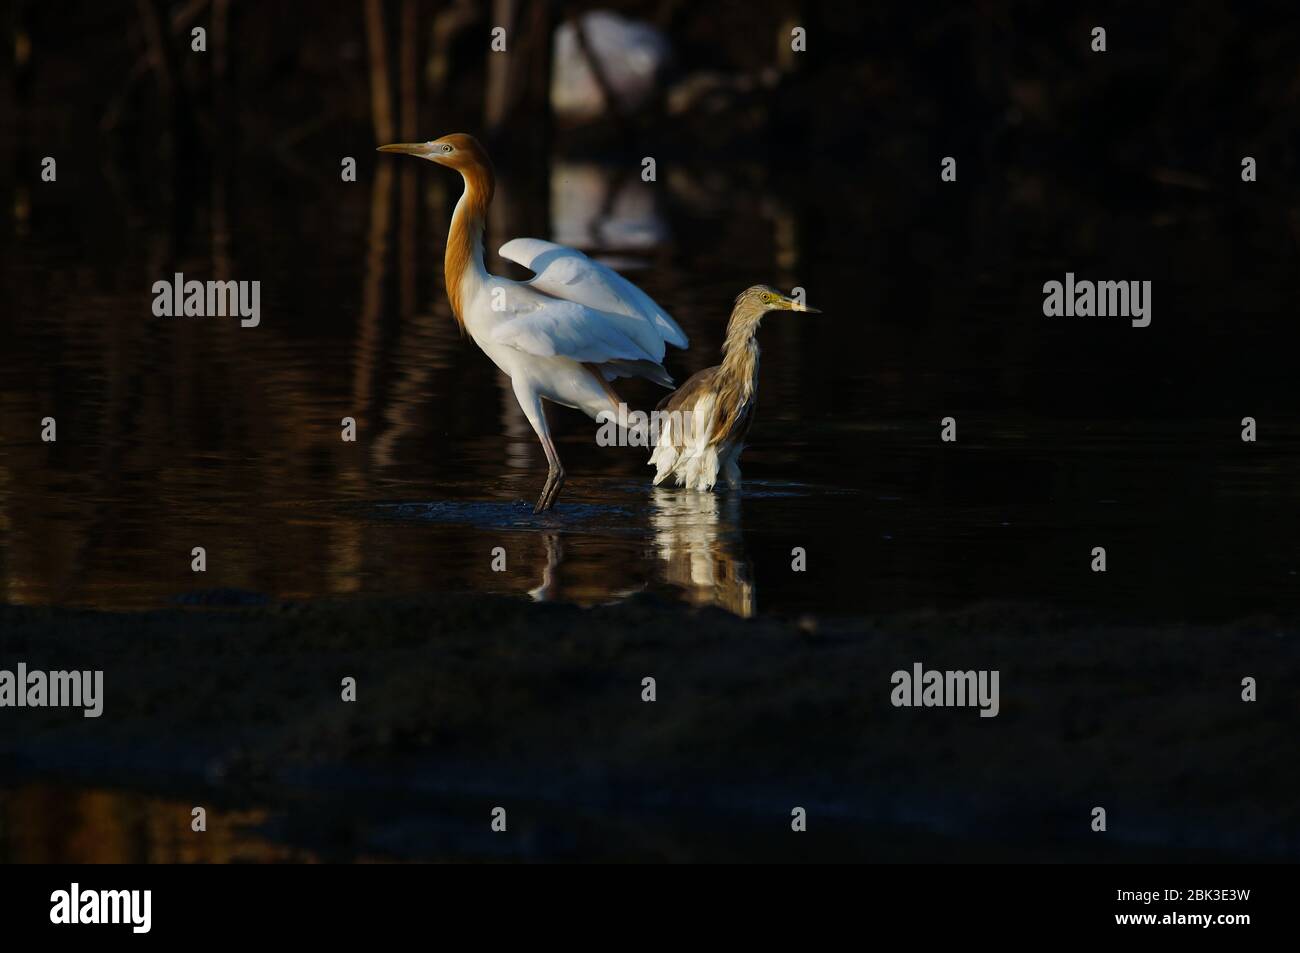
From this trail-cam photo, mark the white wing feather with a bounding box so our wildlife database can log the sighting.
[489,288,662,365]
[499,238,689,350]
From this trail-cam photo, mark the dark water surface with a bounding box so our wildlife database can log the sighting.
[5,147,1300,621]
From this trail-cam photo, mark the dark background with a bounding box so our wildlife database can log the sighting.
[4,1,1300,621]
[1,1,1298,863]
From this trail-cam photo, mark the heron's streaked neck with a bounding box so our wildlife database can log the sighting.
[719,309,763,394]
[446,164,494,327]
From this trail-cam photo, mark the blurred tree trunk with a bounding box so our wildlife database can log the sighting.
[398,0,419,316]
[483,0,553,158]
[482,0,553,270]
[399,0,418,140]
[427,0,479,108]
[364,0,394,143]
[1,2,15,131]
[2,1,15,243]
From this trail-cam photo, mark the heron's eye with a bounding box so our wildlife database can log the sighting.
[762,293,773,303]
[442,144,453,153]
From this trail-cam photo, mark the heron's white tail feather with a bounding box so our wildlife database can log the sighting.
[649,440,678,485]
[682,445,720,490]
[647,394,721,490]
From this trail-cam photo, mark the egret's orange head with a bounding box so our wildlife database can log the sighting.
[377,134,496,329]
[377,133,493,174]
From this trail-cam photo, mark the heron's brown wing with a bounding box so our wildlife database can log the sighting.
[652,366,720,450]
[655,366,719,413]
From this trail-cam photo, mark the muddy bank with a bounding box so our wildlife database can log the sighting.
[1,595,1296,861]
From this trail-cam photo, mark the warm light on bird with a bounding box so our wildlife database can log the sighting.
[378,133,688,512]
[649,285,818,491]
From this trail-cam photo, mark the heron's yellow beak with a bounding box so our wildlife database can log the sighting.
[784,295,820,313]
[377,142,436,158]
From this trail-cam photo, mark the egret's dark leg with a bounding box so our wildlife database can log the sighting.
[515,385,567,514]
[546,465,567,510]
[533,410,565,514]
[535,445,565,512]
[535,470,555,513]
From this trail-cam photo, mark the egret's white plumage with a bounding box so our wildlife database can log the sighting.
[649,285,816,491]
[379,134,686,512]
[498,238,688,352]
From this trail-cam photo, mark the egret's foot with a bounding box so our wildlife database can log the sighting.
[533,465,565,513]
[534,466,555,513]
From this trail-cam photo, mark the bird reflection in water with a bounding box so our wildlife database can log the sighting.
[649,488,755,617]
[528,533,565,603]
[522,491,755,617]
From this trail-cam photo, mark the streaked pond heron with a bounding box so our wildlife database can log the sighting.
[649,286,818,491]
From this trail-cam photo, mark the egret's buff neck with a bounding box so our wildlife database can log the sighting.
[443,139,496,329]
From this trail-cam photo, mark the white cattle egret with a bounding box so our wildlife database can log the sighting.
[649,285,818,491]
[378,133,687,512]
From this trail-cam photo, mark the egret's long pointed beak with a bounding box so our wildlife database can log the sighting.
[377,142,433,157]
